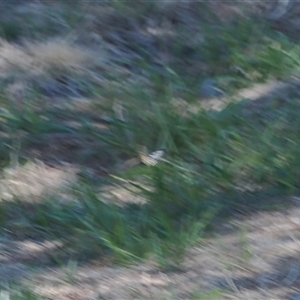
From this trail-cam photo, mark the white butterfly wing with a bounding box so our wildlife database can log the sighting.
[148,150,165,161]
[138,147,165,166]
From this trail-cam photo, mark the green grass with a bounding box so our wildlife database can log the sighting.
[1,0,300,275]
[2,78,300,266]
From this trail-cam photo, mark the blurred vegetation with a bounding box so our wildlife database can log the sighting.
[0,0,300,286]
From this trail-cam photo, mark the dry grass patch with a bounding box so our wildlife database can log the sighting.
[0,38,106,78]
[0,161,78,201]
[26,39,103,74]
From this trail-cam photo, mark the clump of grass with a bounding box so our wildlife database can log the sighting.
[171,16,300,92]
[3,75,300,266]
[75,74,300,261]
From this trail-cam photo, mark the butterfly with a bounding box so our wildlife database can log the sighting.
[138,146,165,166]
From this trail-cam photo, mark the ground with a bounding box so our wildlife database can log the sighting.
[2,194,300,299]
[1,1,300,299]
